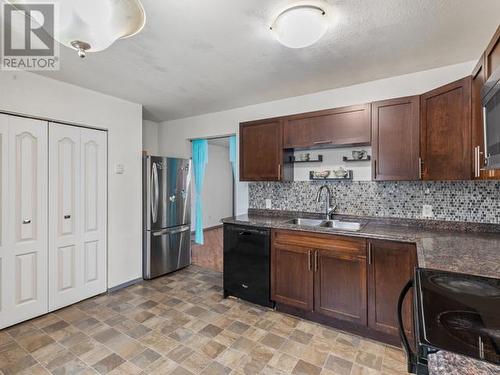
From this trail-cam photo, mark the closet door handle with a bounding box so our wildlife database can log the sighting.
[64,215,71,219]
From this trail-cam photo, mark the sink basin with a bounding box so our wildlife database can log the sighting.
[319,220,362,231]
[284,218,363,231]
[284,218,324,226]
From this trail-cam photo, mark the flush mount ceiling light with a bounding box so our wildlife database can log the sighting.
[271,4,328,48]
[7,0,146,58]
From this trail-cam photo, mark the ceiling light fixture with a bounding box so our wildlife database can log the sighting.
[270,4,328,49]
[7,0,146,58]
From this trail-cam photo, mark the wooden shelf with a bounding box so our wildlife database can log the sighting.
[343,156,371,162]
[309,170,353,181]
[287,155,323,164]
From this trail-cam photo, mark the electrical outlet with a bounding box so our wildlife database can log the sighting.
[422,204,433,218]
[265,199,272,209]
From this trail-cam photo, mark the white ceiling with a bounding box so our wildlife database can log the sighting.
[35,0,500,122]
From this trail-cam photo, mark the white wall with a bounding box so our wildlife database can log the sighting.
[158,61,476,214]
[202,141,233,228]
[142,120,160,155]
[0,71,143,289]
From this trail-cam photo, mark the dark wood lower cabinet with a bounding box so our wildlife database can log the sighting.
[271,229,417,346]
[270,242,313,311]
[314,249,367,325]
[367,240,417,338]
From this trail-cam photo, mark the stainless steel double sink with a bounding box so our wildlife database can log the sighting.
[284,218,363,231]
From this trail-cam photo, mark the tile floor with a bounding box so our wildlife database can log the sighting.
[0,266,409,375]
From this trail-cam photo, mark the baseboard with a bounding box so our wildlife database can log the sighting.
[107,277,143,293]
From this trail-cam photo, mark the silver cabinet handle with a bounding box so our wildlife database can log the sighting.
[314,250,318,272]
[474,146,482,178]
[313,140,332,145]
[22,219,31,224]
[368,243,373,265]
[308,250,312,271]
[64,215,71,219]
[418,157,423,180]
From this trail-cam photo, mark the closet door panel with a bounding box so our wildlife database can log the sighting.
[48,124,81,310]
[80,128,107,298]
[1,115,48,329]
[0,117,8,317]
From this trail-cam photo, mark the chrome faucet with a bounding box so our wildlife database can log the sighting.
[316,185,336,220]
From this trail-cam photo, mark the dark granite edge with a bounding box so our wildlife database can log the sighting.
[222,215,419,245]
[248,208,500,234]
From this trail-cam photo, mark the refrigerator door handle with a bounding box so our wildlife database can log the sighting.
[151,162,159,223]
[152,225,191,237]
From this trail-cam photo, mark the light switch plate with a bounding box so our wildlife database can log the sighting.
[422,204,433,218]
[115,164,125,174]
[265,199,272,209]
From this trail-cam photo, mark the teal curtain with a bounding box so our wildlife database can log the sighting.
[229,135,237,178]
[192,139,208,244]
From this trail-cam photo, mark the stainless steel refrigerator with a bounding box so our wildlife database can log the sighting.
[143,156,192,279]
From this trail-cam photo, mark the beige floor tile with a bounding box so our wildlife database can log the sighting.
[268,352,299,372]
[292,359,322,375]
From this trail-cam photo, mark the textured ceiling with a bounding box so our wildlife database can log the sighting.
[33,0,500,121]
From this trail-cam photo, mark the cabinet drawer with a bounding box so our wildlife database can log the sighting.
[272,230,366,256]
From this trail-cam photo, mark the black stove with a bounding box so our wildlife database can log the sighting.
[398,268,500,374]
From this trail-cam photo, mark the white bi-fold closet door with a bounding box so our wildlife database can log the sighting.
[0,114,48,329]
[48,123,107,311]
[0,114,107,330]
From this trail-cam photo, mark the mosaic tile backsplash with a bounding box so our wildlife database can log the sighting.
[248,181,500,224]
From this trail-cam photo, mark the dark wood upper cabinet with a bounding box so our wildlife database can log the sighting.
[314,243,367,325]
[420,77,472,180]
[367,240,417,338]
[239,119,288,181]
[283,104,371,149]
[371,96,420,181]
[485,25,500,79]
[271,233,314,311]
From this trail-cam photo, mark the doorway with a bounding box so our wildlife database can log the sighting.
[191,136,234,272]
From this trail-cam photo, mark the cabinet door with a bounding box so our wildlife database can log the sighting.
[372,96,420,180]
[49,125,107,311]
[485,25,500,79]
[283,104,371,148]
[239,120,283,181]
[314,249,367,325]
[283,118,312,149]
[311,104,371,146]
[471,57,500,180]
[420,77,472,180]
[367,240,417,338]
[271,243,313,311]
[1,115,48,330]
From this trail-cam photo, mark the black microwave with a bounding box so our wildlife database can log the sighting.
[482,66,500,169]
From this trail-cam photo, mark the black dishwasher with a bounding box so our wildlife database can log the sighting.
[223,224,274,308]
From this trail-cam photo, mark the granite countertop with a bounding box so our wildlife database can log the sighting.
[222,210,500,374]
[222,211,500,279]
[427,351,500,375]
